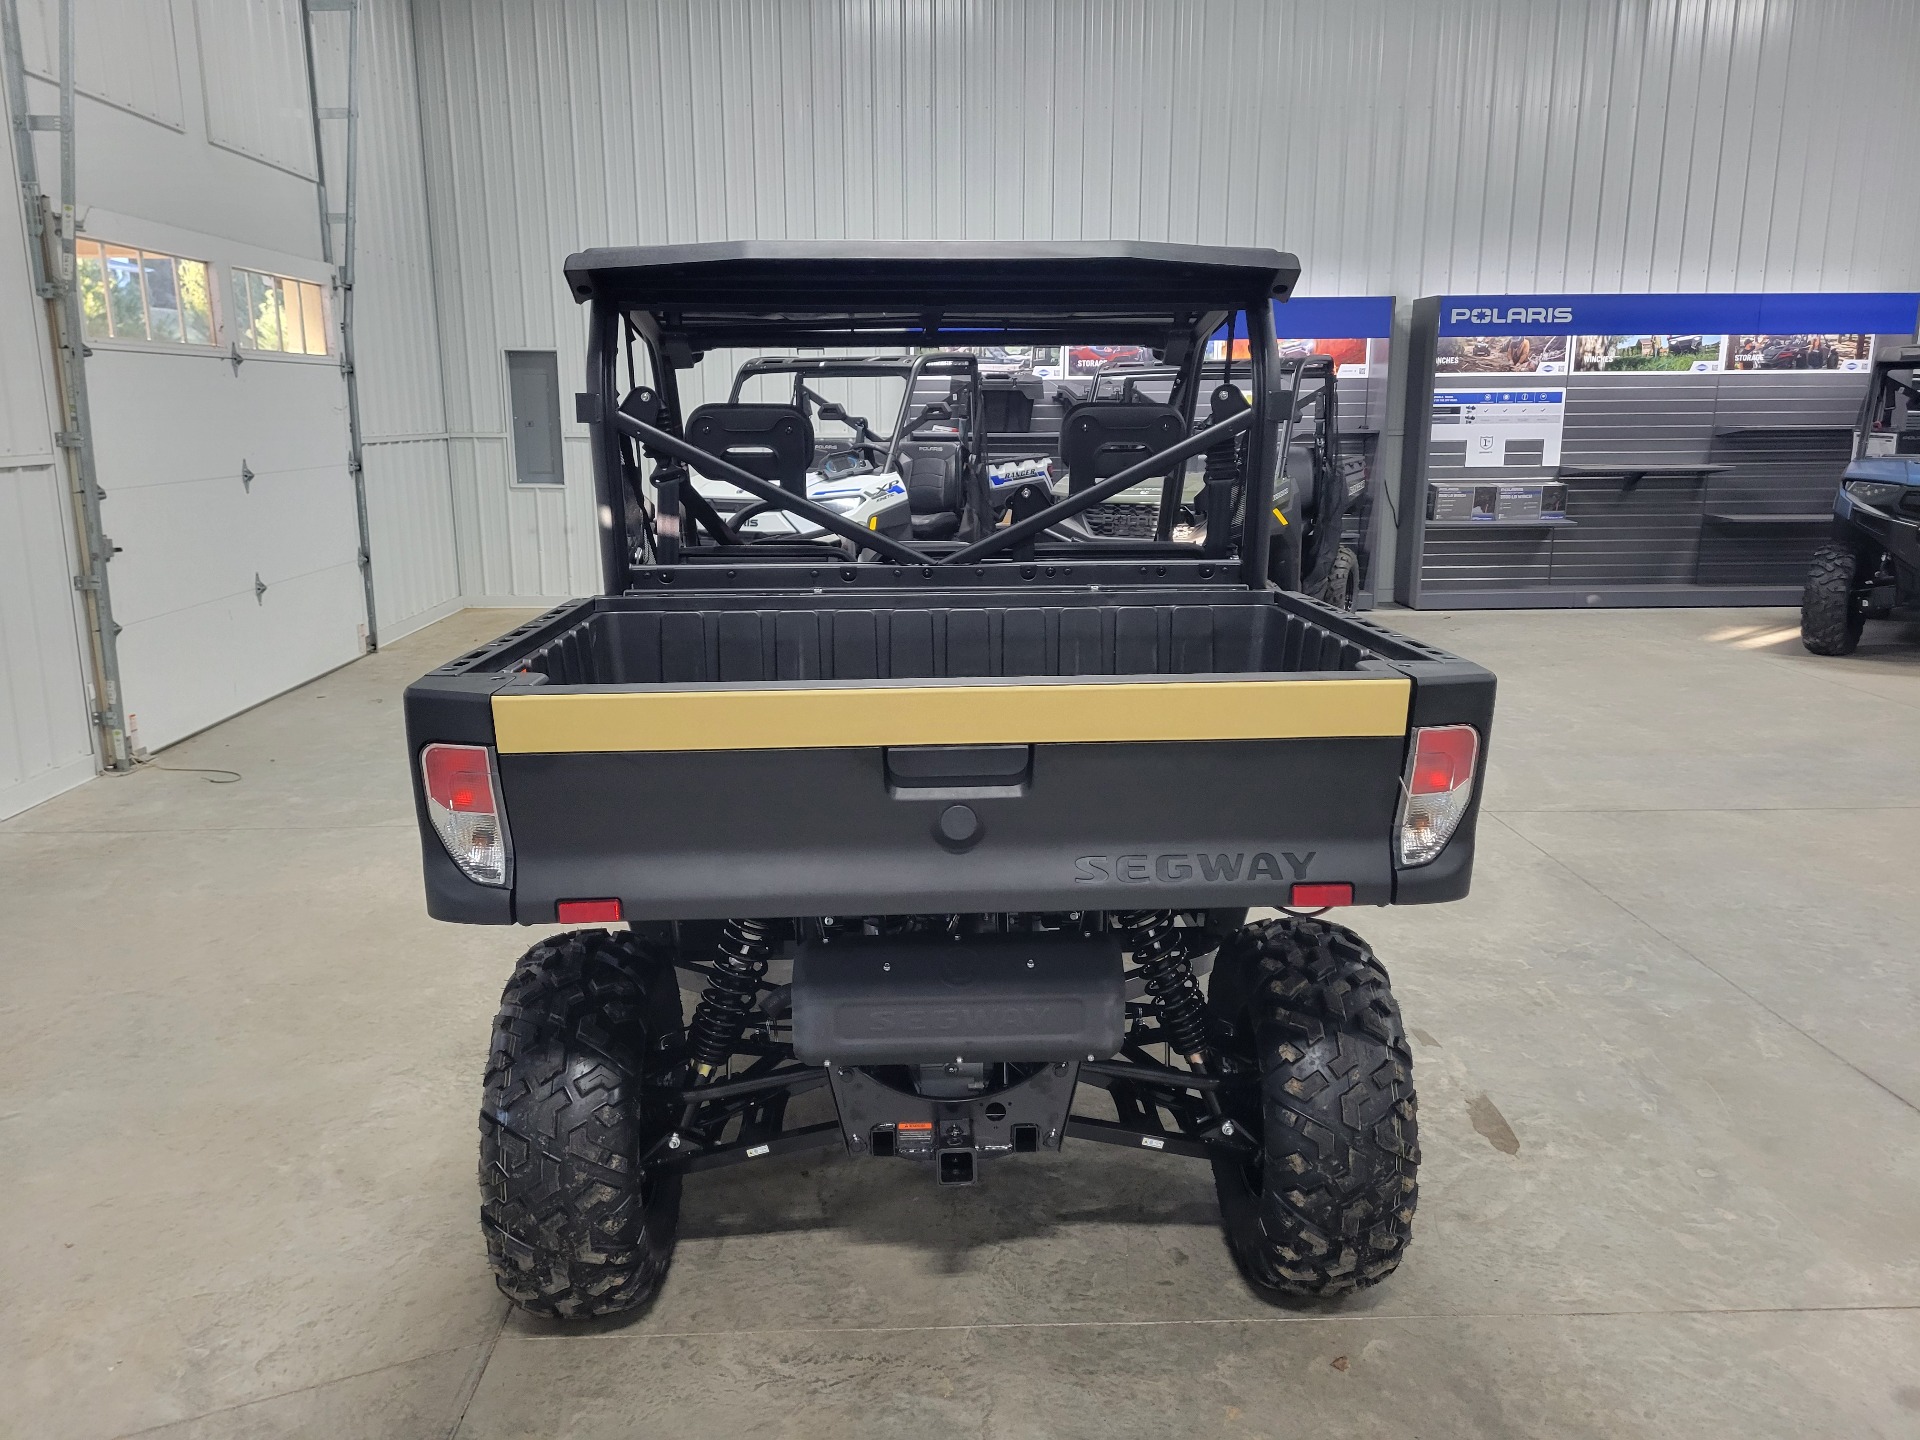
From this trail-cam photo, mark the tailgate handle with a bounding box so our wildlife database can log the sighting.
[885,744,1031,799]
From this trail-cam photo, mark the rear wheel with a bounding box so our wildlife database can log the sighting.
[1206,918,1418,1299]
[1801,540,1867,655]
[480,929,684,1319]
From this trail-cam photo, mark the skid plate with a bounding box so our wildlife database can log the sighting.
[791,932,1124,1066]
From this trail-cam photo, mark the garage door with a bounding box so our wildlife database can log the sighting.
[80,236,364,752]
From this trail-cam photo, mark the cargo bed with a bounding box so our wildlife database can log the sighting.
[405,585,1493,924]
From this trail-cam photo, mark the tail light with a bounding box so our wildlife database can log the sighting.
[1397,724,1480,866]
[421,743,510,886]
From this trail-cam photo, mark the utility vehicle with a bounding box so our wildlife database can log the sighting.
[404,241,1496,1318]
[1802,348,1920,654]
[1073,352,1365,606]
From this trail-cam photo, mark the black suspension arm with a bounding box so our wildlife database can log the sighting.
[610,410,935,565]
[675,1066,829,1106]
[1079,1058,1229,1092]
[939,407,1254,565]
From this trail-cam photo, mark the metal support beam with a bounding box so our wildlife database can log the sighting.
[301,0,377,650]
[3,0,132,770]
[1063,1116,1217,1161]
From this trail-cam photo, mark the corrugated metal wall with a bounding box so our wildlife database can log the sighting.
[347,0,462,634]
[194,0,318,179]
[0,72,95,818]
[381,0,1920,600]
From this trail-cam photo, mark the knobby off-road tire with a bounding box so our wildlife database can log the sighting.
[1206,918,1419,1299]
[1320,544,1359,610]
[1800,540,1866,655]
[480,929,684,1319]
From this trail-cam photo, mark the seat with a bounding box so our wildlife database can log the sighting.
[1058,402,1186,495]
[684,403,814,496]
[898,432,967,538]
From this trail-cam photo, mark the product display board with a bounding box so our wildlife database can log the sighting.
[1431,388,1566,468]
[1210,297,1395,605]
[1394,291,1920,608]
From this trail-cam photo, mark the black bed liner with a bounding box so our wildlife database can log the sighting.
[510,591,1390,688]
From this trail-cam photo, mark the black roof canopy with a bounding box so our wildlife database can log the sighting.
[563,240,1301,350]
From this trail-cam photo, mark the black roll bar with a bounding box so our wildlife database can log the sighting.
[610,410,937,565]
[1238,297,1283,588]
[589,301,631,591]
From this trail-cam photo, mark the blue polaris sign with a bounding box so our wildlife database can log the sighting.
[1437,292,1920,337]
[1222,297,1395,340]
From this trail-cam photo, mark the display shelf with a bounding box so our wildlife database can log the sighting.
[1712,424,1855,437]
[1425,519,1577,530]
[1702,512,1832,526]
[1556,463,1733,480]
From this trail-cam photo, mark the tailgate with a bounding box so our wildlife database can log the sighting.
[405,590,1494,923]
[492,670,1411,920]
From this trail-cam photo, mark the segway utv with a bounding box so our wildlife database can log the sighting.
[404,241,1496,1318]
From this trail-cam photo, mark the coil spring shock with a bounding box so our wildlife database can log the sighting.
[686,918,776,1079]
[1119,910,1208,1065]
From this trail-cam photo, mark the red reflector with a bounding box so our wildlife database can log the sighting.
[422,743,496,813]
[1409,725,1479,796]
[557,899,623,924]
[1291,882,1353,908]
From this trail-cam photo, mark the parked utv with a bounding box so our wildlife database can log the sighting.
[405,242,1496,1319]
[1802,349,1920,654]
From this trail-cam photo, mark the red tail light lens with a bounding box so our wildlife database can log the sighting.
[1397,724,1480,866]
[1409,725,1478,796]
[557,899,623,924]
[421,743,509,886]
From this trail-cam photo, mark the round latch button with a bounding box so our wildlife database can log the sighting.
[937,804,980,845]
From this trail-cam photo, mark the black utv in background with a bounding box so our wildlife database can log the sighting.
[405,242,1496,1318]
[1802,351,1920,654]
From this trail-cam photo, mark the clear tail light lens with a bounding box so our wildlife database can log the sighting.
[421,743,510,886]
[1397,724,1480,866]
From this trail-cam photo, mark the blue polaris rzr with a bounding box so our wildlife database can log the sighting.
[1802,352,1920,654]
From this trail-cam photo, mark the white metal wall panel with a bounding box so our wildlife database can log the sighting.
[18,0,185,130]
[192,0,316,178]
[391,0,1920,599]
[345,0,461,634]
[0,222,53,470]
[0,468,97,817]
[0,105,95,817]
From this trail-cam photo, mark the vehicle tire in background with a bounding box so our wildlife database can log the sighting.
[1801,540,1867,655]
[480,928,684,1319]
[1206,918,1418,1300]
[1320,544,1359,610]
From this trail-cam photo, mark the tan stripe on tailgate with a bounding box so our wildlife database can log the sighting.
[491,675,1411,754]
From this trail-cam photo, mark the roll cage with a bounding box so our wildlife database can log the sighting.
[567,240,1303,591]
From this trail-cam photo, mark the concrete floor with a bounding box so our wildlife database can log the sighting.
[5,605,1920,1439]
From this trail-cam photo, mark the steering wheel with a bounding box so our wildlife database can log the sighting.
[722,498,845,548]
[723,498,790,538]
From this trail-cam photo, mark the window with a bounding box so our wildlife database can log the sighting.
[76,240,214,346]
[506,351,563,485]
[230,268,331,355]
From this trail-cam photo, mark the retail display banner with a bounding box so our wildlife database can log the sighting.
[1397,288,1919,611]
[1437,292,1919,337]
[1432,292,1916,380]
[1213,296,1396,376]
